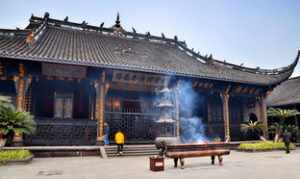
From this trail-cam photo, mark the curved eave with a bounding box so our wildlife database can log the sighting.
[268,49,300,86]
[0,53,295,87]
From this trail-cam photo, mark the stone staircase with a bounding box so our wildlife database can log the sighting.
[104,145,160,157]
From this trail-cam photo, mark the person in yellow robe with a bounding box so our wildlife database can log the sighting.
[114,130,125,155]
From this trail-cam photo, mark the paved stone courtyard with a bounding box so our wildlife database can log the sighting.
[1,150,300,179]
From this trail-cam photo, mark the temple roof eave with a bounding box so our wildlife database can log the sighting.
[0,14,298,87]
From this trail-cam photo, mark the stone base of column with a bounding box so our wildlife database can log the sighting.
[96,136,104,146]
[225,135,230,143]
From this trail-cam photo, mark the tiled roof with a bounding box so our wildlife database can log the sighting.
[267,77,300,106]
[0,14,298,86]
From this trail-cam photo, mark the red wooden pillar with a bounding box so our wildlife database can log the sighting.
[258,95,268,139]
[12,64,26,146]
[220,91,230,142]
[95,71,110,145]
[206,98,213,135]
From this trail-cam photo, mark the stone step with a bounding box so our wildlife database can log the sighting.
[105,145,156,149]
[108,152,157,157]
[106,149,159,154]
[105,147,158,152]
[107,152,159,157]
[105,145,159,157]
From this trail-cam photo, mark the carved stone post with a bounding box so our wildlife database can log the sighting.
[220,91,230,142]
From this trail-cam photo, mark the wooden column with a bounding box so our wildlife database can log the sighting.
[89,81,95,120]
[15,64,26,111]
[95,71,109,145]
[175,82,180,137]
[220,90,230,142]
[206,98,213,135]
[258,95,268,139]
[12,64,27,146]
[294,104,299,142]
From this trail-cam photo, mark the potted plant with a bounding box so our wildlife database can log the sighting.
[240,120,266,141]
[0,96,11,147]
[268,107,300,142]
[0,95,36,147]
[0,131,6,147]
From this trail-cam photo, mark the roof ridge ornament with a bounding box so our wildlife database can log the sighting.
[44,12,50,20]
[132,27,136,34]
[112,12,124,36]
[174,35,178,41]
[25,31,34,45]
[146,32,151,40]
[132,27,137,39]
[115,12,121,28]
[99,22,104,32]
[64,16,69,22]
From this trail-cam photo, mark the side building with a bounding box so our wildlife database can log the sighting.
[267,76,300,141]
[0,13,298,145]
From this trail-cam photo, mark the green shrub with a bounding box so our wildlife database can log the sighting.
[238,141,296,151]
[0,150,32,164]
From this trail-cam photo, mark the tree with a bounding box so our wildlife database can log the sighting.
[0,96,11,107]
[267,107,300,142]
[268,108,300,120]
[240,121,266,141]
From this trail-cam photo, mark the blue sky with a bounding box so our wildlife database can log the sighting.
[1,0,299,76]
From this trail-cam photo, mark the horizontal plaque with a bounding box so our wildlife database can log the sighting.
[42,63,86,79]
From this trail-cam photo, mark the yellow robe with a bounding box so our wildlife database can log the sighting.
[115,131,124,144]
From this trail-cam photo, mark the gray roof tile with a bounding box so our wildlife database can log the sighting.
[0,15,298,86]
[267,77,300,106]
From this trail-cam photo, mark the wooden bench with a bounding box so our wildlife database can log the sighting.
[155,138,230,169]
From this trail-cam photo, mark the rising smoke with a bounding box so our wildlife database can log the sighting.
[177,81,208,143]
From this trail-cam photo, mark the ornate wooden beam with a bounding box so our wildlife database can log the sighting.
[241,87,249,94]
[112,70,165,87]
[234,86,242,94]
[192,80,214,92]
[0,62,5,77]
[248,88,256,95]
[109,81,158,92]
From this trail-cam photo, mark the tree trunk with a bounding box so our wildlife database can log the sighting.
[259,135,267,141]
[274,133,280,142]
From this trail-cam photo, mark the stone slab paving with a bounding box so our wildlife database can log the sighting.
[1,150,300,179]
